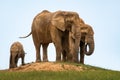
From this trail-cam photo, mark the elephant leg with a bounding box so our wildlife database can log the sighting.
[12,55,17,68]
[55,43,62,62]
[33,41,41,62]
[80,41,85,64]
[35,44,41,62]
[53,38,62,62]
[62,37,69,62]
[21,55,25,65]
[9,54,13,68]
[69,36,77,62]
[50,28,62,62]
[32,35,41,62]
[62,50,67,62]
[15,56,18,67]
[42,43,49,62]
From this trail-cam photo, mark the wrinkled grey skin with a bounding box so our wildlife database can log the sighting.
[20,10,81,62]
[9,42,25,68]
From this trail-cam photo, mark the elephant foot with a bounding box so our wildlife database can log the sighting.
[72,58,78,63]
[80,60,84,64]
[56,56,61,62]
[9,66,14,69]
[43,59,48,62]
[22,63,25,65]
[9,64,17,69]
[80,61,84,64]
[56,58,61,62]
[36,59,41,63]
[56,59,61,62]
[62,59,66,62]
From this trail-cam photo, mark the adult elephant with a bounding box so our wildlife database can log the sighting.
[9,42,25,68]
[80,23,95,64]
[20,10,81,62]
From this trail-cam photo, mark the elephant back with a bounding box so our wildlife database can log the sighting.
[10,42,24,55]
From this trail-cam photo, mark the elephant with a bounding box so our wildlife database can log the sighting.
[79,23,95,64]
[62,18,95,64]
[9,41,25,68]
[20,10,81,62]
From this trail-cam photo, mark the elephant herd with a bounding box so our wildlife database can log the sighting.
[9,10,95,68]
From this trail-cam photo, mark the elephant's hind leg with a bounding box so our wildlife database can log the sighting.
[34,43,41,62]
[42,43,49,62]
[32,34,41,62]
[36,45,41,62]
[21,55,25,65]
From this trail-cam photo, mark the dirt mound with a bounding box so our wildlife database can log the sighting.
[8,62,83,72]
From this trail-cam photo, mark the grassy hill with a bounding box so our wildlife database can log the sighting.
[0,62,120,80]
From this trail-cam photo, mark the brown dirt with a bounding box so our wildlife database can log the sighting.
[6,62,84,72]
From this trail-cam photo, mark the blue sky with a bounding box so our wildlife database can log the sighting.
[0,0,120,71]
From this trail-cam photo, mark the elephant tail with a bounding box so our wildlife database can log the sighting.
[19,32,32,38]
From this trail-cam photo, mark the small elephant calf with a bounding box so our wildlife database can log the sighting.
[9,41,25,68]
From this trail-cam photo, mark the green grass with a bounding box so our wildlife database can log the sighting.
[0,70,120,80]
[0,63,120,80]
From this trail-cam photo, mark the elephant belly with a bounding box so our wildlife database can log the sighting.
[32,24,52,44]
[41,34,52,43]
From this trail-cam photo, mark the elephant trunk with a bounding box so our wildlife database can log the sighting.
[84,39,94,56]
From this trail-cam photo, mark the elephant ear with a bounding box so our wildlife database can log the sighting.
[51,11,65,31]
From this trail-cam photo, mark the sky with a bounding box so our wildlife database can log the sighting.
[0,0,120,71]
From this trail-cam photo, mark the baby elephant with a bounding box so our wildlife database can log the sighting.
[9,41,25,68]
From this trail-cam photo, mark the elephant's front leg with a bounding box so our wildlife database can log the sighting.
[62,50,67,62]
[12,55,17,68]
[80,41,85,64]
[9,55,13,68]
[42,43,49,62]
[52,36,62,62]
[54,42,62,62]
[69,33,78,62]
[50,28,62,62]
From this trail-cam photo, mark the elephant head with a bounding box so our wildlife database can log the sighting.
[81,24,94,55]
[9,42,25,68]
[52,11,81,62]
